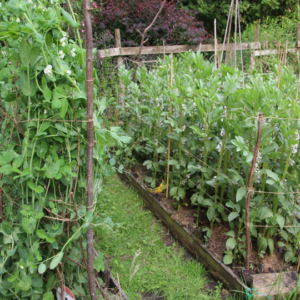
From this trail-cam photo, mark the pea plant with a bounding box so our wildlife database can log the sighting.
[0,0,129,299]
[119,51,300,266]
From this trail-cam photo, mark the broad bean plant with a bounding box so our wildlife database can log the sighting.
[119,52,300,266]
[0,0,127,299]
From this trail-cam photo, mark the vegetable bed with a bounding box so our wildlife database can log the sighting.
[115,51,300,285]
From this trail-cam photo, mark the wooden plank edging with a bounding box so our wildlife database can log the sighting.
[118,170,248,293]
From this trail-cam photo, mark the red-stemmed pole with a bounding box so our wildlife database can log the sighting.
[83,0,97,298]
[245,113,263,270]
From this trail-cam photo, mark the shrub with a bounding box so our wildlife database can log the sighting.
[92,0,212,48]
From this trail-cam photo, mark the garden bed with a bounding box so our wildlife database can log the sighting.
[118,165,296,293]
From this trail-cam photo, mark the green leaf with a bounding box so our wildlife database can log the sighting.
[7,0,26,14]
[19,39,31,66]
[55,123,68,133]
[284,251,294,263]
[46,236,56,243]
[43,86,52,102]
[268,238,274,255]
[119,136,131,143]
[38,263,47,274]
[228,212,239,222]
[35,185,44,194]
[94,254,105,272]
[19,70,37,96]
[22,217,36,234]
[50,252,63,269]
[223,254,233,265]
[13,155,23,168]
[0,165,21,175]
[45,161,60,179]
[168,159,178,165]
[36,229,47,239]
[236,187,247,202]
[43,292,55,300]
[17,274,32,291]
[207,207,215,221]
[225,230,235,238]
[27,180,36,191]
[60,98,68,118]
[226,238,237,250]
[60,8,80,28]
[169,187,178,197]
[276,215,285,230]
[35,212,44,219]
[259,207,273,220]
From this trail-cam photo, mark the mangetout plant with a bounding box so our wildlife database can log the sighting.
[0,0,129,299]
[119,52,300,266]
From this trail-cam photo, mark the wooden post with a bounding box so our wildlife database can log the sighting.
[254,24,259,43]
[115,29,124,105]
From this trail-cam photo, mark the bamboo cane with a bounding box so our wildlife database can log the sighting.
[214,19,217,70]
[234,0,238,68]
[166,53,173,199]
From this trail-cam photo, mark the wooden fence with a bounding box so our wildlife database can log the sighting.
[96,25,300,62]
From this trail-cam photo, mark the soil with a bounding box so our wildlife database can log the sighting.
[129,163,295,287]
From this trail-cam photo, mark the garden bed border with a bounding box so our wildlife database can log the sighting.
[118,169,248,293]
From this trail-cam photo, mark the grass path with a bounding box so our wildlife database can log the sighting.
[94,174,230,299]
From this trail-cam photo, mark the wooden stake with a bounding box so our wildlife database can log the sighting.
[295,70,300,102]
[234,0,238,68]
[237,0,244,87]
[278,51,284,88]
[166,53,173,199]
[245,113,263,270]
[115,29,125,106]
[214,19,217,70]
[254,24,259,43]
[284,40,288,66]
[117,273,122,300]
[221,0,234,64]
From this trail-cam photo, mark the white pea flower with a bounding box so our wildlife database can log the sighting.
[295,131,300,142]
[216,142,222,153]
[220,128,225,137]
[182,125,186,131]
[59,50,65,58]
[28,0,32,3]
[2,50,7,56]
[16,18,20,23]
[44,110,47,114]
[0,2,2,7]
[290,158,295,167]
[71,52,76,57]
[66,70,71,76]
[34,4,36,7]
[50,0,53,3]
[60,37,67,47]
[44,64,52,75]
